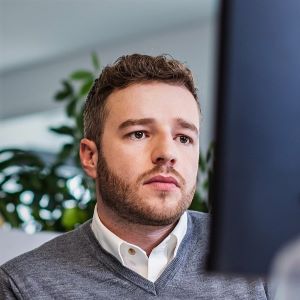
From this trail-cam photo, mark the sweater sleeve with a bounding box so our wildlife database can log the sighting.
[0,267,23,300]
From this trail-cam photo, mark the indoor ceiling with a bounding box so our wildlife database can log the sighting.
[0,0,218,74]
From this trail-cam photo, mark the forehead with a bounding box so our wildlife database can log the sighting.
[104,82,200,128]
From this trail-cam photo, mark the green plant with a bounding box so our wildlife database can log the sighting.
[0,53,213,232]
[190,142,214,213]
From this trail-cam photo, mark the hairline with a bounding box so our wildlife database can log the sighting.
[94,81,201,147]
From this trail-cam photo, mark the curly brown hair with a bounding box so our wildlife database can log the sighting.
[83,54,199,146]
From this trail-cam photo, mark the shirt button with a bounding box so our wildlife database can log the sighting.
[128,248,136,255]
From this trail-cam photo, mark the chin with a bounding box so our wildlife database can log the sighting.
[141,209,184,226]
[144,193,181,207]
[145,196,186,214]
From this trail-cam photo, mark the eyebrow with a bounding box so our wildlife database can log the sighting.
[118,117,199,135]
[118,118,155,130]
[175,118,199,135]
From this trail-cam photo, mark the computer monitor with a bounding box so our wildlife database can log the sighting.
[207,0,300,275]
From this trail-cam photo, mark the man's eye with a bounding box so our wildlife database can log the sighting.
[177,135,192,144]
[129,131,146,140]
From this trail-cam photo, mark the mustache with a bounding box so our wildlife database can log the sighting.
[136,165,186,187]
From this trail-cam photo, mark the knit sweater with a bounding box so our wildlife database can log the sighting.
[0,211,270,299]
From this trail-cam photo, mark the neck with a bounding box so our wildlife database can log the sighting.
[97,201,178,256]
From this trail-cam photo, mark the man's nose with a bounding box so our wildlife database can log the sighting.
[151,136,177,167]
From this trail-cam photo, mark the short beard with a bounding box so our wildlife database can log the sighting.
[96,148,196,226]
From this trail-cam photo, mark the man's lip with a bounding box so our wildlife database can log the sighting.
[143,175,179,187]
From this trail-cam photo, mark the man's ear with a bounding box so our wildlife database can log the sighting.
[79,138,98,179]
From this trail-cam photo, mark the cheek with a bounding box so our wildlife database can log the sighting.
[181,151,199,183]
[102,142,149,178]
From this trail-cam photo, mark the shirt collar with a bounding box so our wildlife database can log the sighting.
[91,205,187,263]
[91,205,125,264]
[171,210,187,256]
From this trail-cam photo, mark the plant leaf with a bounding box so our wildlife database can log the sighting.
[206,149,211,162]
[54,90,71,101]
[17,171,42,190]
[57,144,74,161]
[62,80,73,94]
[91,52,100,71]
[65,99,77,118]
[70,70,93,81]
[0,151,44,170]
[49,126,74,136]
[54,81,74,101]
[79,79,93,97]
[61,207,89,231]
[189,191,208,212]
[199,154,206,172]
[203,178,209,190]
[76,111,84,135]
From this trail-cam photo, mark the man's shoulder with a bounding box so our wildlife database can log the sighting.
[187,210,210,230]
[185,210,211,249]
[1,219,92,275]
[187,210,210,220]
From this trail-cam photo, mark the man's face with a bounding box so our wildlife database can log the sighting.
[97,82,200,226]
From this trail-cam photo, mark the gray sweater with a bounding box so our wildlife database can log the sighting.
[0,211,270,299]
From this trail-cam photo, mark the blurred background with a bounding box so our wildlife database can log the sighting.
[0,0,218,152]
[0,0,219,262]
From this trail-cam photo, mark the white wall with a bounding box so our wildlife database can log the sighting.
[0,228,59,264]
[0,19,217,152]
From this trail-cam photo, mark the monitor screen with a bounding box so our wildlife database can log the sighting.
[207,0,300,275]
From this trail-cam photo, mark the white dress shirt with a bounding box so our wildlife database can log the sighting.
[91,206,187,282]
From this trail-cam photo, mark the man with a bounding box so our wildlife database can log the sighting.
[0,54,271,299]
